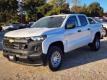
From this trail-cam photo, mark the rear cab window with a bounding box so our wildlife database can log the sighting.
[88,18,96,24]
[78,15,88,26]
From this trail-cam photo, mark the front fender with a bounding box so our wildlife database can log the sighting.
[42,35,64,54]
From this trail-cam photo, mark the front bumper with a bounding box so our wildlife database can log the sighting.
[3,37,47,65]
[3,49,47,65]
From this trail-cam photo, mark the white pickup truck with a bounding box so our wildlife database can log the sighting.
[3,14,102,71]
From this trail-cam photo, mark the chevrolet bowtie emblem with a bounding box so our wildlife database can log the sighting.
[9,39,14,43]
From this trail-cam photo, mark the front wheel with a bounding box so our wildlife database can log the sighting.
[48,46,63,71]
[89,35,100,51]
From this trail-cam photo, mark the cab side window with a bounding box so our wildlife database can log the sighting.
[78,15,88,26]
[66,16,78,26]
[88,18,96,24]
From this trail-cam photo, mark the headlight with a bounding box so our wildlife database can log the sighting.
[31,35,47,41]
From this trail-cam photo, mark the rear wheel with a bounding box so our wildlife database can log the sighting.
[89,35,100,51]
[48,46,63,71]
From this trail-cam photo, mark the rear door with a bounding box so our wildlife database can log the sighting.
[77,15,92,46]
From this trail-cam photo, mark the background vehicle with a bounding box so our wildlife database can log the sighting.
[3,14,102,71]
[101,19,107,36]
[2,23,28,31]
[88,17,106,38]
[94,18,107,37]
[26,22,34,28]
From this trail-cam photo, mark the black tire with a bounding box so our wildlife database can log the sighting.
[48,46,63,71]
[89,35,100,51]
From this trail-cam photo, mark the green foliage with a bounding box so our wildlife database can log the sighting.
[49,0,66,6]
[0,0,104,25]
[23,0,45,11]
[0,0,18,24]
[46,7,61,16]
[71,2,104,17]
[87,2,104,17]
[36,3,53,17]
[46,3,70,16]
[0,0,18,12]
[60,3,70,13]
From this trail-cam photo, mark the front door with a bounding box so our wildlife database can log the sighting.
[64,15,84,52]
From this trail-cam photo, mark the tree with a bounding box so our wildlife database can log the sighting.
[46,0,70,16]
[49,0,66,7]
[0,0,18,12]
[37,3,53,16]
[46,7,61,16]
[0,0,18,24]
[71,6,83,13]
[60,3,70,13]
[23,0,45,11]
[0,0,104,25]
[70,2,104,17]
[23,0,46,22]
[87,2,104,17]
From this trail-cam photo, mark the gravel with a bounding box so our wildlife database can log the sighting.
[0,37,107,80]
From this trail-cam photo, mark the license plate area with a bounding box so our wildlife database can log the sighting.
[8,55,16,61]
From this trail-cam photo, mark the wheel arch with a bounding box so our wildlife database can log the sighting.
[48,41,64,53]
[95,32,101,38]
[43,41,64,66]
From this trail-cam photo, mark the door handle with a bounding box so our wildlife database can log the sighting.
[78,30,81,32]
[87,28,91,30]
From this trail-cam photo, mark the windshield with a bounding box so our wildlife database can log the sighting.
[31,16,66,28]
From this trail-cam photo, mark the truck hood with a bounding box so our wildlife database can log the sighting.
[5,28,55,38]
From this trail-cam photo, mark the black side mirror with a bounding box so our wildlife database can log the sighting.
[66,23,75,29]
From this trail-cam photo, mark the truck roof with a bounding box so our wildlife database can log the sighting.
[47,14,86,17]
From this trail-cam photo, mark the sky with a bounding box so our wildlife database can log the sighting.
[67,0,107,12]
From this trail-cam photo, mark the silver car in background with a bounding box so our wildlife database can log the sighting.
[94,17,107,37]
[88,17,105,38]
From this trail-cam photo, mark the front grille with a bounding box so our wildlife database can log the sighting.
[3,37,43,55]
[3,37,28,50]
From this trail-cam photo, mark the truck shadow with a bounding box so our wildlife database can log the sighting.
[61,39,107,71]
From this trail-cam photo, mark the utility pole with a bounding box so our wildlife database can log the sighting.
[17,0,25,23]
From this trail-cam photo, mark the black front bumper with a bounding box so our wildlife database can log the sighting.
[3,48,47,65]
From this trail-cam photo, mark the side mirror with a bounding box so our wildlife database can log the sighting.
[66,23,75,29]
